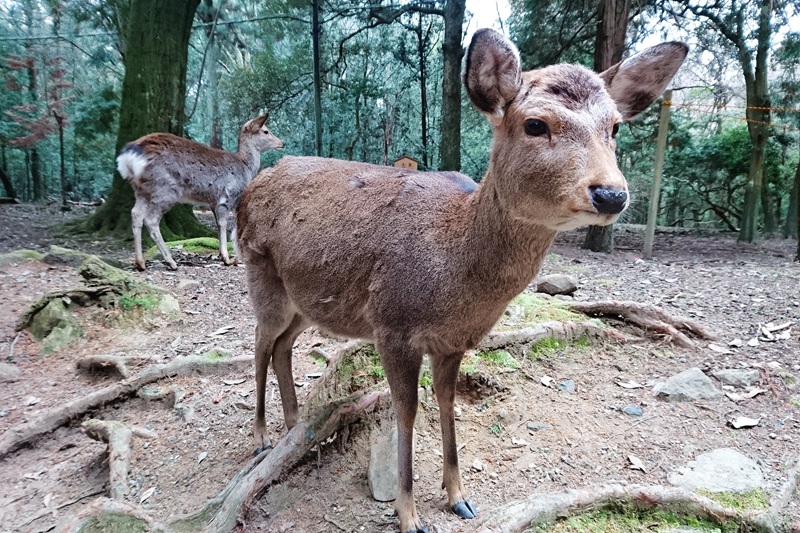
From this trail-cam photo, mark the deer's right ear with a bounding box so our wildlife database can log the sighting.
[464,29,522,126]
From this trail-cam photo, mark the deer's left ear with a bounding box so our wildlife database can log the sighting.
[256,114,269,128]
[600,42,689,120]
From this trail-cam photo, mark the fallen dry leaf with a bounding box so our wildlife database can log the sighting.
[140,487,156,504]
[628,454,646,472]
[729,416,761,429]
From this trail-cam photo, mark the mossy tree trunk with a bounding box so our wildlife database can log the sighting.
[439,0,466,172]
[79,0,211,241]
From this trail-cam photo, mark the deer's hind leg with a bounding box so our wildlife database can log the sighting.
[211,203,233,265]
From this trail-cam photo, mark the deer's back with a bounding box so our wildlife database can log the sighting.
[126,133,251,205]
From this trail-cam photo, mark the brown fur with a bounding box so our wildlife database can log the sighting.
[236,29,687,533]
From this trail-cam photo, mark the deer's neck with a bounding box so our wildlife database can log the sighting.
[458,175,557,302]
[236,140,261,177]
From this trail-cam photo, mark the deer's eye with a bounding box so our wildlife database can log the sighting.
[524,119,548,137]
[611,123,620,138]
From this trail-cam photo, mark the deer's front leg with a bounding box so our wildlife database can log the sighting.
[431,352,477,519]
[213,204,233,265]
[378,340,428,533]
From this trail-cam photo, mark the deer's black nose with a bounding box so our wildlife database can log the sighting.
[589,186,628,215]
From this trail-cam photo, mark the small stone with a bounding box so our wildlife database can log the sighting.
[622,404,643,417]
[712,369,760,388]
[368,428,401,501]
[527,421,550,432]
[279,522,294,532]
[769,433,777,439]
[668,448,764,493]
[766,361,782,370]
[536,274,578,296]
[496,408,508,419]
[557,379,576,393]
[177,279,201,291]
[653,367,722,402]
[472,458,485,472]
[0,362,21,383]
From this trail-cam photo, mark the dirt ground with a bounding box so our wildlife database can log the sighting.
[0,203,798,533]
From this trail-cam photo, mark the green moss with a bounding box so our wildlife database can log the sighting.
[119,292,161,311]
[78,511,149,533]
[460,355,480,376]
[204,348,232,361]
[531,505,736,532]
[477,349,519,369]
[419,369,432,388]
[145,237,233,259]
[489,422,503,436]
[696,489,770,510]
[0,249,44,265]
[528,336,589,360]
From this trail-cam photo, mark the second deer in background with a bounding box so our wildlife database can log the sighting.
[116,115,284,271]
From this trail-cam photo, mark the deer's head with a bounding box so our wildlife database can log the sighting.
[465,29,687,231]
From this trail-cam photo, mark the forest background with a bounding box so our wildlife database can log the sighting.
[0,0,798,257]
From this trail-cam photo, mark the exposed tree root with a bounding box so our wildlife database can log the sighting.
[82,419,155,501]
[458,482,794,533]
[568,300,718,348]
[75,354,153,379]
[0,354,252,459]
[480,320,631,352]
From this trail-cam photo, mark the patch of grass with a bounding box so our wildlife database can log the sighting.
[419,369,432,388]
[119,292,161,311]
[145,237,233,259]
[497,292,588,331]
[696,489,769,510]
[204,348,232,361]
[0,249,44,265]
[460,355,480,376]
[489,422,503,436]
[528,336,589,360]
[531,504,736,532]
[477,349,519,369]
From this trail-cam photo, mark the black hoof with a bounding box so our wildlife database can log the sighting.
[404,528,429,533]
[253,444,273,456]
[452,499,478,519]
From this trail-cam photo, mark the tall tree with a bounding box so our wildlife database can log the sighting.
[79,0,210,239]
[582,0,631,252]
[439,0,465,171]
[22,0,43,200]
[668,0,773,243]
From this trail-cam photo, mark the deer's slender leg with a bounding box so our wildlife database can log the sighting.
[142,209,177,270]
[213,204,232,265]
[430,352,476,519]
[377,339,427,533]
[270,313,307,430]
[131,197,148,271]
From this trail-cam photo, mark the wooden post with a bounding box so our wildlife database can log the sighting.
[643,89,673,260]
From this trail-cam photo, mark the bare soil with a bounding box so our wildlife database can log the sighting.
[0,203,798,533]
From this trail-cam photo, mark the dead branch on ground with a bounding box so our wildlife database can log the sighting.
[82,419,155,501]
[0,354,252,459]
[569,300,717,348]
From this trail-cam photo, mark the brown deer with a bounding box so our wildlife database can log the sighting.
[116,115,284,271]
[236,29,687,533]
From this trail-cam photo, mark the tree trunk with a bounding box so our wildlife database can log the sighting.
[785,157,799,239]
[55,112,68,208]
[79,0,209,240]
[417,14,429,169]
[23,0,44,202]
[582,0,630,253]
[0,167,16,199]
[312,0,323,157]
[737,0,772,244]
[438,0,465,171]
[760,170,776,235]
[207,35,222,149]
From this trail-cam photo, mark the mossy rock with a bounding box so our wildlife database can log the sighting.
[496,292,591,331]
[28,298,73,341]
[145,237,233,260]
[0,249,44,266]
[40,321,82,354]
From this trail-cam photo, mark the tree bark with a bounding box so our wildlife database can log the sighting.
[312,0,323,157]
[79,0,210,240]
[417,13,430,169]
[23,0,43,202]
[783,151,799,239]
[0,167,16,199]
[582,0,630,253]
[439,0,466,171]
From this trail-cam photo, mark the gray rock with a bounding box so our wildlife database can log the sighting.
[557,379,576,393]
[654,367,722,402]
[668,448,764,493]
[158,294,181,315]
[536,274,578,296]
[0,362,21,383]
[177,279,201,291]
[368,427,400,502]
[42,246,124,269]
[712,368,760,388]
[622,404,643,417]
[526,421,550,432]
[41,321,82,354]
